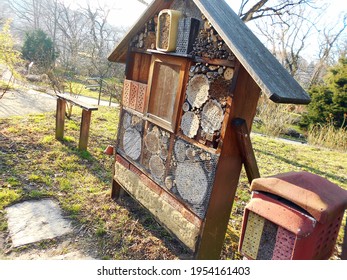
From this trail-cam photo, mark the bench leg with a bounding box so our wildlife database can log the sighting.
[79,109,92,151]
[56,98,66,140]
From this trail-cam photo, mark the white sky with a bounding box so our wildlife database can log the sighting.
[103,0,347,29]
[62,0,347,30]
[64,0,346,59]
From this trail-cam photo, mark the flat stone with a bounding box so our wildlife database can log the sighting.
[5,199,73,247]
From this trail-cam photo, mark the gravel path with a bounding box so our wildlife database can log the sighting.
[0,89,57,118]
[0,88,117,118]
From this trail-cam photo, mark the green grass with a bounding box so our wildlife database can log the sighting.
[0,107,346,260]
[224,134,347,259]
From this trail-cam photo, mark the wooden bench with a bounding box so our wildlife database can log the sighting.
[55,93,98,151]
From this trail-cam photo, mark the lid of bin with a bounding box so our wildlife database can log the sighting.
[250,171,347,224]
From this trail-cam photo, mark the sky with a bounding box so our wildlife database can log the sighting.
[99,0,347,29]
[63,0,347,59]
[62,0,347,30]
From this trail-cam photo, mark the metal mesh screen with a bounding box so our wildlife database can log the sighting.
[166,136,219,219]
[117,109,144,165]
[176,17,200,54]
[141,123,171,186]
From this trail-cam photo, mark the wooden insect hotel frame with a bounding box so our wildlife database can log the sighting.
[108,0,311,259]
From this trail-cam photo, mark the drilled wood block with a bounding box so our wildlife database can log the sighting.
[201,99,224,134]
[180,111,200,138]
[144,131,160,154]
[174,139,187,162]
[186,74,210,108]
[149,155,165,180]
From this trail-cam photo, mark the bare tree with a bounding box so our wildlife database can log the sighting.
[136,0,150,6]
[82,2,121,78]
[7,0,45,30]
[309,14,347,86]
[54,4,89,73]
[255,5,319,81]
[237,0,313,23]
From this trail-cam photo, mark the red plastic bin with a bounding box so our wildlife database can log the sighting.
[239,171,347,260]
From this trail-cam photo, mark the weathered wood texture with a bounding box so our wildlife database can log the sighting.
[193,0,310,104]
[56,93,98,112]
[79,110,92,150]
[231,118,260,184]
[195,63,261,259]
[127,52,152,83]
[55,98,66,140]
[109,0,310,104]
[56,94,98,151]
[342,216,347,260]
[146,54,190,132]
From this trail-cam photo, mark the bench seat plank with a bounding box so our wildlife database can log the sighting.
[57,93,98,111]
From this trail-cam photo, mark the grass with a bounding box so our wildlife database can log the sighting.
[307,124,347,152]
[0,106,346,260]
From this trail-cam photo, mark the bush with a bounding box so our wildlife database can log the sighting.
[21,29,56,71]
[301,55,347,129]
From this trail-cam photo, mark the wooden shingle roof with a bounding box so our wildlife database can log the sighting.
[108,0,310,104]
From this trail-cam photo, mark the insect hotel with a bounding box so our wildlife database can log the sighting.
[107,0,347,259]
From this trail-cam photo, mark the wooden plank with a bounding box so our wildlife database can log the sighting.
[57,93,98,111]
[232,118,260,184]
[131,52,142,81]
[192,0,310,104]
[139,53,152,83]
[195,64,261,259]
[342,215,347,260]
[78,110,92,150]
[146,54,189,132]
[55,98,66,140]
[193,56,235,68]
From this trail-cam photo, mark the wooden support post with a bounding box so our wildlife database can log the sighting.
[56,98,66,140]
[79,109,92,151]
[232,118,260,184]
[111,178,125,200]
[341,214,347,260]
[195,64,261,259]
